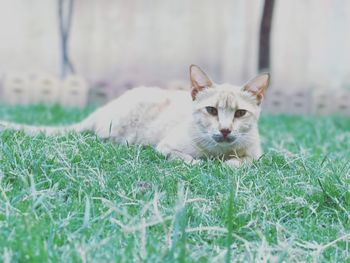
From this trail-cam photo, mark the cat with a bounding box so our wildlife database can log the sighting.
[0,65,270,167]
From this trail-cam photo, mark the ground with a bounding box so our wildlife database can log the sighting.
[0,105,349,262]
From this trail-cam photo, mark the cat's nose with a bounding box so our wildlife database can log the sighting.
[220,129,231,138]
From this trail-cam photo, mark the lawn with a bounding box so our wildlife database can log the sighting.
[0,104,349,262]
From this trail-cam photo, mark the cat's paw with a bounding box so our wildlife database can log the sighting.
[156,144,199,165]
[224,158,242,168]
[224,157,254,168]
[186,158,202,166]
[176,154,202,166]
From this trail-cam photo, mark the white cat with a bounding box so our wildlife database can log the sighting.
[0,65,270,167]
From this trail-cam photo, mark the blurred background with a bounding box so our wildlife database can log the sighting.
[0,0,349,115]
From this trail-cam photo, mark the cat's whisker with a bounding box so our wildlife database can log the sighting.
[192,135,217,149]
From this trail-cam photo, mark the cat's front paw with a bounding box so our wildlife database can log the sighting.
[187,158,202,166]
[156,144,199,165]
[224,158,242,168]
[224,157,253,168]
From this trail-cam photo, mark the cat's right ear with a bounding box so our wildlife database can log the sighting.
[190,64,213,100]
[243,73,270,105]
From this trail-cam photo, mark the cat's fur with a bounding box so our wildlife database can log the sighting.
[0,65,269,167]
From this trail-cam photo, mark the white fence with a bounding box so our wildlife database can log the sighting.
[0,0,349,114]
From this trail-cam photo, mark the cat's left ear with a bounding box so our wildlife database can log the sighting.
[190,64,213,100]
[243,73,270,105]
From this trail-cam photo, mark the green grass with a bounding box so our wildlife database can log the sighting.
[0,104,349,262]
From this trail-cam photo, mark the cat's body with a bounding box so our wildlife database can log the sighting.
[0,65,269,167]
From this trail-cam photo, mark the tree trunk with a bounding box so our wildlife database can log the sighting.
[258,0,275,72]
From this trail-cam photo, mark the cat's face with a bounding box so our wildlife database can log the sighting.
[189,65,269,149]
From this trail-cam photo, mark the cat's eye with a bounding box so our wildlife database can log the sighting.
[206,107,218,116]
[234,109,247,118]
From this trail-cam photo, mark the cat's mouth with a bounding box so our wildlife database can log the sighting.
[212,134,236,144]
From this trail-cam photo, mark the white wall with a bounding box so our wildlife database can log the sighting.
[69,0,261,86]
[0,0,349,91]
[271,0,350,90]
[0,0,60,75]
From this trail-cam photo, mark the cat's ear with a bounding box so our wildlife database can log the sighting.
[190,64,213,100]
[243,73,270,105]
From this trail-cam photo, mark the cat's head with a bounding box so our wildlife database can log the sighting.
[189,64,269,148]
